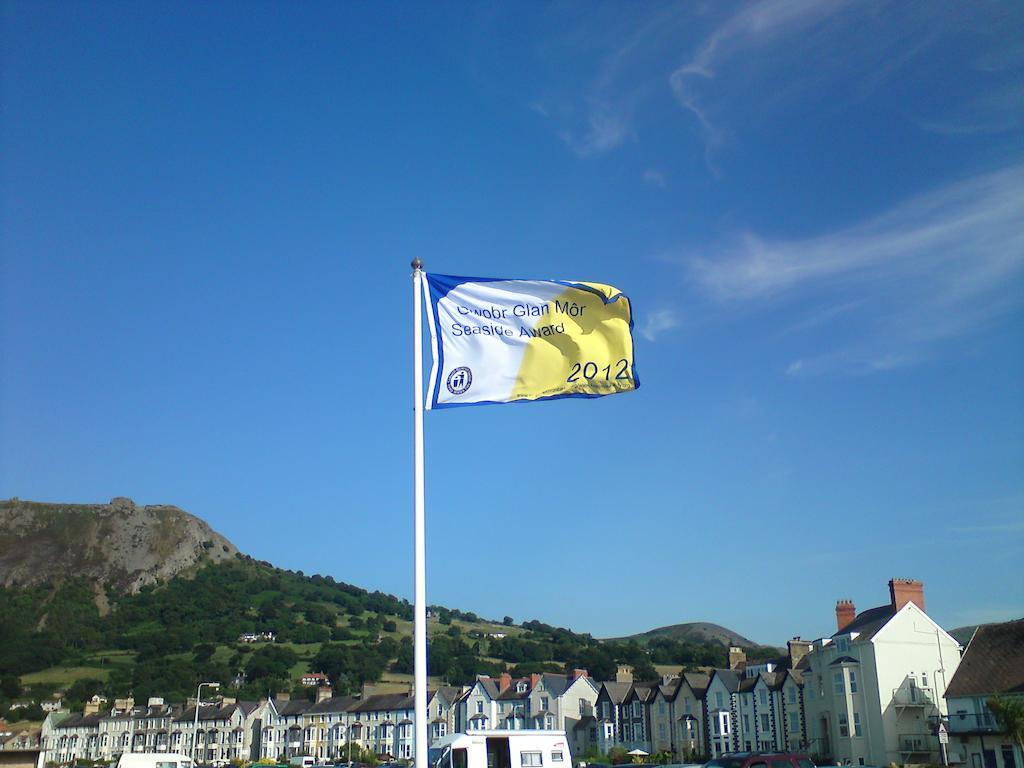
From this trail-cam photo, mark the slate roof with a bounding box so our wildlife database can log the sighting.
[600,682,633,704]
[738,677,757,693]
[273,699,314,717]
[55,713,106,730]
[350,693,415,712]
[307,695,359,714]
[762,671,784,691]
[945,619,1024,697]
[711,669,740,693]
[833,604,895,641]
[684,672,710,696]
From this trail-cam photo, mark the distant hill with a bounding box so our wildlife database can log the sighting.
[0,497,774,712]
[0,497,237,594]
[606,621,760,648]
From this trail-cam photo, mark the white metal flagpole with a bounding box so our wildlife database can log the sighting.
[411,258,428,768]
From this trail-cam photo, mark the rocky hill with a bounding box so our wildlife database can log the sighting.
[0,497,238,594]
[607,621,758,647]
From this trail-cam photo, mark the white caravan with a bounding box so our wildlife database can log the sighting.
[430,731,571,768]
[116,753,194,768]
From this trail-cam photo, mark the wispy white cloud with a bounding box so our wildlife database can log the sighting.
[951,521,1024,535]
[560,99,634,157]
[683,163,1024,374]
[643,169,666,188]
[669,0,856,164]
[640,308,680,341]
[917,82,1024,136]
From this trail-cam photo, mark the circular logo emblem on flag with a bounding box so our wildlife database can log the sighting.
[446,367,473,395]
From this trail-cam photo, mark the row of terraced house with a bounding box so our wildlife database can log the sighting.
[35,579,1023,768]
[574,579,1021,768]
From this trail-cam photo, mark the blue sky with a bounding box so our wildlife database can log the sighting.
[2,1,1022,645]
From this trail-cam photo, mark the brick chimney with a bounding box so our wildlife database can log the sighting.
[836,599,856,631]
[571,669,588,681]
[889,578,925,612]
[316,686,332,703]
[529,673,542,690]
[615,665,634,684]
[499,672,512,692]
[728,646,747,671]
[787,637,812,668]
[275,692,290,702]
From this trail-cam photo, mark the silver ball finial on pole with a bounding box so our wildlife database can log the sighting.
[411,258,423,270]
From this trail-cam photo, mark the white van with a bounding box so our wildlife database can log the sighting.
[430,730,571,768]
[116,753,194,768]
[289,758,317,768]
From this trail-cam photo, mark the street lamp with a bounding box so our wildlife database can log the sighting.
[193,682,221,765]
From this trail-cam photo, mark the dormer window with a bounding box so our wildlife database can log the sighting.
[837,636,851,652]
[517,682,528,693]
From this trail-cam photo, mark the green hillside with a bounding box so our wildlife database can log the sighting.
[0,555,771,718]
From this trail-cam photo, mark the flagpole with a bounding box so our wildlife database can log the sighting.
[412,258,428,768]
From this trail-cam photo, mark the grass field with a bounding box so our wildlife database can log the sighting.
[21,665,112,685]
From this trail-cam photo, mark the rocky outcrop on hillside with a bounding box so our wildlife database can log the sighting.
[0,497,238,594]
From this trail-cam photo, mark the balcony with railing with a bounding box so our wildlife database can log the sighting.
[944,712,1001,735]
[899,733,939,762]
[892,679,936,708]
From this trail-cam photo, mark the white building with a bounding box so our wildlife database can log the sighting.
[802,579,961,766]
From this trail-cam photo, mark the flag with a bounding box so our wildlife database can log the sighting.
[423,273,639,409]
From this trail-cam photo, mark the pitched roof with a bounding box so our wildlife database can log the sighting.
[945,619,1024,697]
[55,713,105,729]
[350,693,411,712]
[307,695,359,714]
[272,698,313,717]
[710,669,740,692]
[738,677,757,693]
[833,604,895,641]
[600,682,633,704]
[684,672,710,696]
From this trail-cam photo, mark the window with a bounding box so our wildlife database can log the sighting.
[684,700,692,714]
[579,699,586,715]
[839,714,849,738]
[922,673,929,688]
[834,672,845,695]
[761,714,770,732]
[659,702,666,714]
[849,670,858,693]
[787,687,797,704]
[552,753,564,763]
[744,715,750,731]
[716,692,724,709]
[837,637,850,653]
[517,683,528,693]
[658,724,666,738]
[453,749,468,768]
[521,752,543,767]
[789,713,799,733]
[476,701,484,714]
[853,712,862,737]
[540,697,549,711]
[760,690,768,707]
[633,701,641,717]
[499,703,505,713]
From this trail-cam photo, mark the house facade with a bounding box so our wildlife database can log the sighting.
[802,579,961,766]
[943,619,1024,768]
